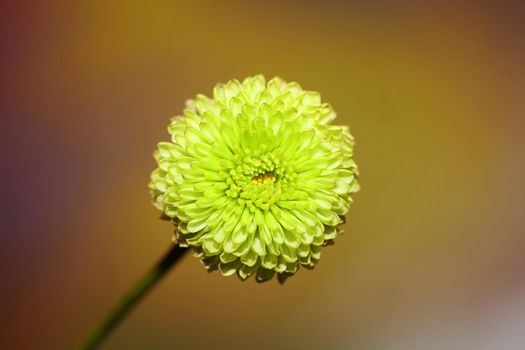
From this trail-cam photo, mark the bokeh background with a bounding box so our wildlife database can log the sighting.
[2,1,525,349]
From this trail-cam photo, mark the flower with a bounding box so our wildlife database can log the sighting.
[149,75,359,282]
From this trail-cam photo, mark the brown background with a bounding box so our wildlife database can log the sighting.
[2,1,525,349]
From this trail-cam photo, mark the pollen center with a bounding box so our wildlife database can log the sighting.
[251,171,276,185]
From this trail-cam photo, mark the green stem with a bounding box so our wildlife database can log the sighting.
[80,244,189,350]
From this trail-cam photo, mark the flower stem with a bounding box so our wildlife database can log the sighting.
[80,244,189,350]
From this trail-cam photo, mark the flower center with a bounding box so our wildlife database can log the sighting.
[224,152,294,210]
[251,171,276,185]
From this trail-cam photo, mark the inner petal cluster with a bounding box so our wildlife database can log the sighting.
[226,150,302,215]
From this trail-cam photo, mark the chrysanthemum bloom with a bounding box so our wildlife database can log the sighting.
[150,75,359,282]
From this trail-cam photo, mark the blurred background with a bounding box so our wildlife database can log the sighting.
[2,0,525,349]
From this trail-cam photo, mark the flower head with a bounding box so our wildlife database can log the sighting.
[150,75,359,282]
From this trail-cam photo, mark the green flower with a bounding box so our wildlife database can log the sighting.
[150,75,359,282]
